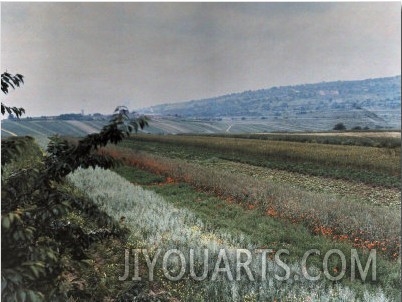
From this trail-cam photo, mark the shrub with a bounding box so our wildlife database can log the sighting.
[333,122,346,130]
[1,72,149,300]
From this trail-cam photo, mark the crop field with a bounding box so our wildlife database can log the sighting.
[3,131,401,301]
[118,134,401,187]
[4,117,401,138]
[73,132,400,301]
[193,131,401,148]
[0,119,107,138]
[69,166,399,301]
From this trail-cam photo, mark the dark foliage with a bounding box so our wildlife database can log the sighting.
[1,136,35,167]
[1,72,25,118]
[333,122,347,131]
[1,72,148,300]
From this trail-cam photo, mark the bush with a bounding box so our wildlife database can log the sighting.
[1,72,148,300]
[333,122,346,130]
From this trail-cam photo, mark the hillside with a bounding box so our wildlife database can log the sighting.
[140,76,401,130]
[1,76,400,136]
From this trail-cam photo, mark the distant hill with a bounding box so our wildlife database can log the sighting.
[139,76,401,130]
[1,76,400,136]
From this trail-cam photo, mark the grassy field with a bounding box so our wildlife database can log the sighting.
[70,166,400,301]
[192,131,401,148]
[86,131,400,299]
[3,117,401,138]
[120,134,400,188]
[0,119,109,139]
[105,146,400,258]
[3,131,400,300]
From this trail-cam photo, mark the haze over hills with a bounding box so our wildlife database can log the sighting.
[139,75,401,130]
[1,76,401,136]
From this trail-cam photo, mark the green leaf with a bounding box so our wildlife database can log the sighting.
[29,266,39,278]
[17,290,27,302]
[26,290,43,302]
[80,259,93,266]
[1,278,7,291]
[8,272,22,283]
[2,216,10,229]
[8,213,14,224]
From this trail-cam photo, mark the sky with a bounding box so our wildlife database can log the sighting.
[1,2,401,117]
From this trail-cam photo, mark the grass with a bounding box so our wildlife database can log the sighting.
[121,134,400,188]
[77,164,401,301]
[113,165,165,185]
[6,133,398,300]
[197,159,400,207]
[187,132,402,148]
[104,146,401,261]
[56,209,136,301]
[151,183,401,297]
[114,162,400,259]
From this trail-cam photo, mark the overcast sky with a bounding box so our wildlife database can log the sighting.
[1,2,401,117]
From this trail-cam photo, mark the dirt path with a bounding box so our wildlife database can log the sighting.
[1,128,17,136]
[199,158,401,207]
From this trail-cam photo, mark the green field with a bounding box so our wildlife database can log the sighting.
[191,131,401,148]
[119,134,401,188]
[1,119,106,138]
[2,131,401,301]
[3,118,401,138]
[95,132,400,300]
